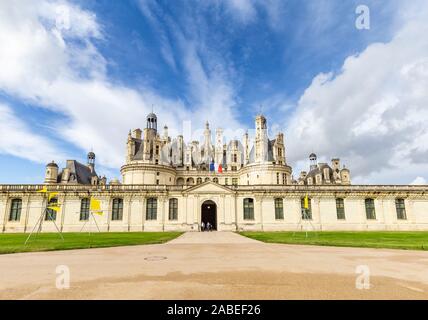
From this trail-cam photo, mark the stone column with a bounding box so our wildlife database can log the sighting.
[159,196,168,231]
[255,195,263,231]
[124,195,132,232]
[58,193,67,232]
[141,196,146,231]
[23,195,31,233]
[1,194,9,232]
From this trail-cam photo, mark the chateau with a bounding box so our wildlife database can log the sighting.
[1,113,427,233]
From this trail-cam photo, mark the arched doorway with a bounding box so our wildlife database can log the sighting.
[201,200,217,231]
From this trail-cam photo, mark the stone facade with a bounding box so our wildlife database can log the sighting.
[1,184,428,233]
[0,113,427,233]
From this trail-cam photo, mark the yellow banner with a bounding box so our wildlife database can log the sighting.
[90,197,102,212]
[48,192,59,202]
[37,186,48,193]
[304,195,309,209]
[47,205,61,212]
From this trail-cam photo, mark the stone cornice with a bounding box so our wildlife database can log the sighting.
[0,184,427,197]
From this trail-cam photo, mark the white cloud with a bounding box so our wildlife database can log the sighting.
[0,0,243,171]
[411,177,427,185]
[0,103,64,163]
[137,1,244,137]
[279,1,428,184]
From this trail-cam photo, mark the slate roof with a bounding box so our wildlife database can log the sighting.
[58,160,98,185]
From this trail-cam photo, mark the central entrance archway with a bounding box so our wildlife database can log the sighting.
[201,200,217,231]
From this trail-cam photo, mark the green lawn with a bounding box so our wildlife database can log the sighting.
[0,232,183,254]
[239,231,428,251]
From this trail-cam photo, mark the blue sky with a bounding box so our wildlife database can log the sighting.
[0,0,427,185]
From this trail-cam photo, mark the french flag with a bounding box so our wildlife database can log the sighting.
[218,164,223,173]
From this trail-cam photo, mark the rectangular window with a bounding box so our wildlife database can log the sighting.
[282,173,286,185]
[365,198,376,220]
[146,198,157,220]
[395,198,407,220]
[300,197,312,220]
[80,198,90,221]
[112,198,123,221]
[45,197,58,221]
[274,198,284,220]
[232,178,238,186]
[243,198,254,220]
[169,198,178,220]
[336,198,345,220]
[225,178,228,185]
[276,173,280,184]
[9,199,22,221]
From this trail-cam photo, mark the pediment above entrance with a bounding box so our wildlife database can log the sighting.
[183,181,234,194]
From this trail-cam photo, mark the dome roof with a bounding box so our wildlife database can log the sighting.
[88,151,95,158]
[309,153,317,159]
[47,161,58,168]
[147,112,157,119]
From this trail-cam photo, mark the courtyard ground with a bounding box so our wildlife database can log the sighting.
[1,231,428,299]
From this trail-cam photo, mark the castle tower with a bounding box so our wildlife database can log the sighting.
[215,128,223,165]
[255,115,268,163]
[203,121,212,163]
[44,161,58,184]
[340,166,351,185]
[143,112,157,161]
[177,135,184,166]
[331,158,341,181]
[309,153,318,171]
[243,131,249,164]
[87,151,96,173]
[273,133,285,165]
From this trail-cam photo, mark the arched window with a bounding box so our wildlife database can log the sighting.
[186,177,194,185]
[213,177,219,183]
[176,177,185,185]
[274,198,284,219]
[243,198,254,220]
[9,198,22,221]
[146,198,157,220]
[365,198,376,220]
[112,198,123,221]
[45,197,58,221]
[197,177,203,184]
[80,198,90,221]
[205,177,210,182]
[169,198,178,220]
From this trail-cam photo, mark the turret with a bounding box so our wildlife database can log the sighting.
[163,125,169,141]
[243,131,249,164]
[44,161,58,184]
[146,112,157,132]
[340,166,351,185]
[255,115,268,163]
[309,153,317,171]
[274,132,285,165]
[203,121,212,163]
[87,151,95,173]
[215,128,223,165]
